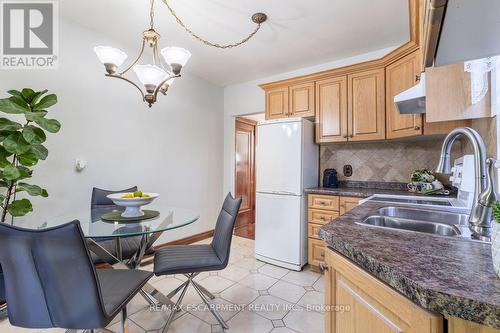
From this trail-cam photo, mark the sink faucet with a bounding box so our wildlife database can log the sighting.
[435,127,497,241]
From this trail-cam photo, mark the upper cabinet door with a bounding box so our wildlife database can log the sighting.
[265,87,289,120]
[386,51,422,139]
[289,82,315,118]
[348,69,386,141]
[315,76,348,143]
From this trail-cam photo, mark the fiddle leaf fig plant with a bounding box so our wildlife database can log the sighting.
[0,89,60,223]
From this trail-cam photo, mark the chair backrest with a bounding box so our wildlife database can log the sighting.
[211,193,242,265]
[0,221,108,329]
[90,186,137,209]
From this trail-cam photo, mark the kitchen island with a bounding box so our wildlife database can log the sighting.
[319,200,500,332]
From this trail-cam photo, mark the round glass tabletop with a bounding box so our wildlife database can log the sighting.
[39,205,199,238]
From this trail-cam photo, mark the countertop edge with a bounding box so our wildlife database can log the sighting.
[318,228,500,329]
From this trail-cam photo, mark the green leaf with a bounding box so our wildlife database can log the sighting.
[16,166,32,180]
[7,90,22,98]
[0,131,13,141]
[0,146,12,159]
[33,94,57,110]
[30,144,48,160]
[22,125,46,145]
[30,90,48,106]
[0,118,22,132]
[3,164,21,180]
[34,117,61,133]
[17,152,38,166]
[0,97,29,114]
[24,111,47,121]
[3,132,31,154]
[17,182,48,197]
[21,88,35,103]
[7,199,33,217]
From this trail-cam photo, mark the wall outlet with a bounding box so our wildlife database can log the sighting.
[343,165,353,177]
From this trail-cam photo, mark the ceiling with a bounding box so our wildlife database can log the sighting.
[62,0,410,87]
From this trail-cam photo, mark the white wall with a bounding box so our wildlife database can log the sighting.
[223,45,399,196]
[0,19,224,243]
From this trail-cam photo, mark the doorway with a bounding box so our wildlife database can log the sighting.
[234,117,257,239]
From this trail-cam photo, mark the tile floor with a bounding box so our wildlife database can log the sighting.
[0,236,324,333]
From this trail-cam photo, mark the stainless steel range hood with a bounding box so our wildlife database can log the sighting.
[435,0,500,67]
[394,73,426,115]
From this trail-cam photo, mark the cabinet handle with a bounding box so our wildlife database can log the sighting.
[319,262,328,273]
[320,252,325,258]
[415,74,421,83]
[349,134,354,138]
[320,216,327,221]
[414,125,421,130]
[343,134,348,139]
[318,201,327,205]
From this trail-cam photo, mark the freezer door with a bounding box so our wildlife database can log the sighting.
[256,120,302,195]
[255,193,304,266]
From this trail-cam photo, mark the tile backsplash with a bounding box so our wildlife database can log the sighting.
[320,139,464,183]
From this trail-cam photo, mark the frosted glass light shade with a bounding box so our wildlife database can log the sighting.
[94,46,127,66]
[161,47,191,73]
[133,64,167,89]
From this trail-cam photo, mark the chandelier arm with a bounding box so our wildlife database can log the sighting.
[153,73,181,99]
[161,0,264,49]
[119,39,146,76]
[105,74,146,100]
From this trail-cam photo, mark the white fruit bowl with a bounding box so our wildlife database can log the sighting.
[106,193,160,218]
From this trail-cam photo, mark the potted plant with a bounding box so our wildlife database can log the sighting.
[492,202,500,277]
[0,88,61,316]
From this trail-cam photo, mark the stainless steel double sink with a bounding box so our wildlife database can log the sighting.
[358,206,473,239]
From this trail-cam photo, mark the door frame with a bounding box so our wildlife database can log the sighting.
[234,117,257,222]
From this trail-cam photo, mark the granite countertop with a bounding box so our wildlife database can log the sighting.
[318,201,500,328]
[305,180,456,198]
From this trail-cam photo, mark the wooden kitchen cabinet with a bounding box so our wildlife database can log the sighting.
[348,68,386,141]
[339,196,360,215]
[386,51,423,139]
[265,87,289,119]
[307,194,359,272]
[315,76,348,143]
[289,82,315,118]
[325,248,444,333]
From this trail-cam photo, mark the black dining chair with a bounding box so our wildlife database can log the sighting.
[90,186,155,264]
[153,193,242,332]
[0,220,152,332]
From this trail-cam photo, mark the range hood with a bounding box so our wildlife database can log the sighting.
[435,0,500,67]
[394,73,426,115]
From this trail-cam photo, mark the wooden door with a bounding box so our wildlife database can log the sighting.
[234,118,256,237]
[325,249,443,333]
[265,87,289,119]
[386,51,423,139]
[289,82,315,118]
[348,69,386,141]
[339,196,360,215]
[315,76,348,143]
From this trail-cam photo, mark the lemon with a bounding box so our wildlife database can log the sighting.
[134,191,143,198]
[121,193,134,198]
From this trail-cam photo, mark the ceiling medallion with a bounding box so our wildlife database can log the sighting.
[94,0,267,107]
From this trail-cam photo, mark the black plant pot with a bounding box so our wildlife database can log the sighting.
[0,266,6,318]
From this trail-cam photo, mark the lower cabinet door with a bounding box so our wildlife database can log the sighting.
[325,248,443,333]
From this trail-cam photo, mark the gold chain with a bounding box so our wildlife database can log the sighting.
[161,0,262,49]
[150,0,155,29]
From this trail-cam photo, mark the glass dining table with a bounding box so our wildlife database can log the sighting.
[38,205,200,308]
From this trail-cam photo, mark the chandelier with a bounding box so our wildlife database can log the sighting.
[94,0,267,107]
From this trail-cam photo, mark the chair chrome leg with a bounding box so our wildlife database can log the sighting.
[162,281,189,333]
[192,280,216,300]
[121,307,128,333]
[191,278,229,330]
[166,280,189,299]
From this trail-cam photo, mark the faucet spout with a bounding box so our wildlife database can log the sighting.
[435,127,494,240]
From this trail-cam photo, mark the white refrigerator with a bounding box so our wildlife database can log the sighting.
[255,118,318,271]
